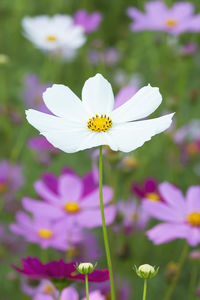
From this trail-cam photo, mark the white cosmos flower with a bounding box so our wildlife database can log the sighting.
[26,74,174,153]
[22,15,86,58]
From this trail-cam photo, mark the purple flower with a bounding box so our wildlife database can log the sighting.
[0,160,24,201]
[10,212,83,250]
[180,43,197,56]
[23,75,50,112]
[13,257,109,282]
[89,48,120,66]
[127,1,200,35]
[22,170,115,228]
[117,200,149,234]
[114,85,138,109]
[74,10,102,33]
[143,182,200,246]
[28,136,59,165]
[82,290,105,300]
[132,178,162,202]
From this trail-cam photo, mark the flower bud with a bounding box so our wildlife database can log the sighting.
[76,262,96,275]
[134,264,159,279]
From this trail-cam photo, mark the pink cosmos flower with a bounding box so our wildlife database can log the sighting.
[114,85,138,109]
[74,10,102,33]
[13,257,109,282]
[22,169,115,228]
[132,178,162,202]
[143,182,200,246]
[23,74,50,113]
[0,160,24,201]
[117,200,149,234]
[82,290,105,300]
[127,1,200,35]
[10,212,83,250]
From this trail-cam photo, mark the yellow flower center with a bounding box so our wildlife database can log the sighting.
[43,285,54,294]
[187,212,200,227]
[87,114,112,132]
[64,202,80,213]
[46,35,57,42]
[0,183,7,193]
[165,19,178,27]
[146,192,160,202]
[186,142,198,155]
[38,229,53,239]
[132,212,139,222]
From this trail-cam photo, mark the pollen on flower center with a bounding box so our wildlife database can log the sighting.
[87,114,112,132]
[187,212,200,227]
[146,192,160,202]
[38,229,53,239]
[0,183,7,193]
[165,19,178,27]
[46,35,57,42]
[64,202,80,213]
[43,285,54,294]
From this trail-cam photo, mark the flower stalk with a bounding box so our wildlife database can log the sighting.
[85,274,89,300]
[99,146,116,300]
[143,279,147,300]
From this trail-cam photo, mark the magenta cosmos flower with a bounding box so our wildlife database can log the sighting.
[10,212,83,251]
[22,169,115,228]
[13,257,109,282]
[0,160,24,201]
[74,10,102,33]
[143,182,200,246]
[132,178,162,202]
[127,1,200,35]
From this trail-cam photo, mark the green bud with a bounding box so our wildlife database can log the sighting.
[76,262,97,275]
[134,264,159,279]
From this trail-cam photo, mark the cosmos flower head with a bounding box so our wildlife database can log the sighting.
[26,73,174,153]
[0,160,24,201]
[74,10,102,33]
[127,1,200,35]
[23,74,50,113]
[117,200,149,234]
[132,178,162,202]
[10,212,83,251]
[22,168,115,228]
[13,257,109,282]
[143,182,200,246]
[22,15,86,59]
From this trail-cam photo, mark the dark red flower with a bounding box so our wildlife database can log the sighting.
[132,178,162,202]
[12,257,109,282]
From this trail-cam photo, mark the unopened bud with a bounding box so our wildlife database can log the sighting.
[76,262,96,275]
[134,264,159,279]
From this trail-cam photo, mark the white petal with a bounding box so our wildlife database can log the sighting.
[107,113,174,152]
[43,84,88,122]
[110,84,162,123]
[82,73,114,115]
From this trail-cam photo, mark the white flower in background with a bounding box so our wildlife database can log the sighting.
[26,74,174,153]
[22,15,86,58]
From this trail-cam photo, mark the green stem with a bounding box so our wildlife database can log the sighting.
[188,264,198,300]
[143,279,147,300]
[164,243,189,300]
[85,274,89,300]
[99,146,116,300]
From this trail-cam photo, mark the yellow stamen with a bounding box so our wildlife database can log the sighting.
[0,183,6,193]
[64,202,80,213]
[146,192,160,202]
[38,229,53,239]
[187,212,200,227]
[46,35,57,42]
[165,19,177,27]
[132,212,139,222]
[186,142,198,155]
[43,285,54,294]
[87,114,112,132]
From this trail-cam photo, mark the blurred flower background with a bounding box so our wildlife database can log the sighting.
[1,0,200,299]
